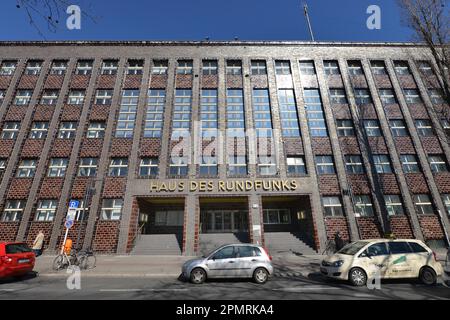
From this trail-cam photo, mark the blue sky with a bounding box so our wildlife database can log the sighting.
[0,0,416,42]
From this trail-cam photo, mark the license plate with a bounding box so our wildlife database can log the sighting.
[18,259,30,264]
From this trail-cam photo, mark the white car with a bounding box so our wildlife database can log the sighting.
[321,239,443,286]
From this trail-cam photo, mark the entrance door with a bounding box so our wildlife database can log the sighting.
[203,210,248,233]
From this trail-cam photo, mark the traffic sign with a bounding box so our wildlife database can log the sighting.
[69,200,80,209]
[65,219,74,229]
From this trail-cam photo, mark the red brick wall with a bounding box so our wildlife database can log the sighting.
[339,137,361,154]
[21,139,45,158]
[319,175,341,195]
[374,75,392,87]
[123,75,142,89]
[0,76,12,89]
[51,139,74,157]
[61,105,82,121]
[175,74,192,88]
[0,140,15,158]
[80,138,104,157]
[7,178,33,199]
[139,138,161,157]
[149,75,167,88]
[70,177,89,199]
[331,104,352,119]
[350,75,368,87]
[283,139,304,155]
[93,220,120,253]
[97,75,116,88]
[33,105,55,121]
[90,105,110,121]
[102,177,126,197]
[70,75,90,89]
[434,172,450,193]
[56,221,87,250]
[347,174,371,194]
[357,217,382,239]
[39,178,64,199]
[421,137,443,154]
[405,173,429,193]
[226,75,242,88]
[201,75,218,88]
[395,137,416,154]
[44,75,64,89]
[408,104,429,119]
[0,222,20,242]
[324,217,350,240]
[5,106,28,121]
[18,75,38,89]
[26,222,53,250]
[110,138,133,157]
[126,198,139,253]
[311,137,332,154]
[379,174,400,194]
[327,75,344,87]
[398,75,417,88]
[359,104,378,119]
[250,75,268,88]
[368,137,388,153]
[389,216,414,239]
[384,104,404,119]
[418,215,445,240]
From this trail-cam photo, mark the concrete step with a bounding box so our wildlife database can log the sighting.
[131,234,182,255]
[199,232,249,255]
[264,232,316,255]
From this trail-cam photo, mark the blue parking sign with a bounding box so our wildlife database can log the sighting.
[69,200,80,209]
[65,219,74,229]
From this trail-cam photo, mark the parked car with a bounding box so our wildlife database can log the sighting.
[181,244,273,284]
[0,242,36,280]
[320,239,443,286]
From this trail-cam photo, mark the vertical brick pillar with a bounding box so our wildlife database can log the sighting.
[183,195,197,256]
[248,194,264,245]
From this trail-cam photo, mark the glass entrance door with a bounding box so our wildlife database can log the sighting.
[202,210,248,233]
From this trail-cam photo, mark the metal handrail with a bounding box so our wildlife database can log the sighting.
[132,223,146,246]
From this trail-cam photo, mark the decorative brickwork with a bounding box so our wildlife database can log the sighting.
[405,173,430,193]
[33,105,55,121]
[368,137,388,153]
[139,138,162,157]
[379,174,400,194]
[70,75,90,89]
[339,137,361,154]
[80,138,104,157]
[384,104,404,119]
[123,75,142,89]
[356,217,382,239]
[17,75,38,89]
[97,75,116,88]
[5,106,27,121]
[324,216,350,240]
[7,178,33,199]
[331,104,352,119]
[373,75,392,87]
[0,222,19,242]
[0,75,12,89]
[389,215,414,239]
[50,139,74,157]
[226,75,242,88]
[408,104,429,119]
[434,172,450,193]
[421,136,443,154]
[201,75,218,88]
[110,138,133,157]
[61,105,82,121]
[126,198,140,253]
[21,139,45,158]
[70,177,90,199]
[347,174,371,194]
[418,215,445,240]
[0,140,15,157]
[398,75,417,88]
[319,175,341,195]
[350,75,368,88]
[175,74,192,88]
[90,105,110,121]
[250,75,268,88]
[39,178,64,199]
[92,220,120,253]
[102,177,127,198]
[44,75,64,89]
[395,137,416,154]
[359,104,378,119]
[311,137,332,155]
[327,75,344,87]
[149,75,167,88]
[56,221,88,250]
[283,139,304,155]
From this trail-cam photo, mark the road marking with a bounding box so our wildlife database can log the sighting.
[273,286,341,292]
[99,288,189,292]
[0,289,15,292]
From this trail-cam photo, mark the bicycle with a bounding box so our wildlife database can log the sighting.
[52,248,96,271]
[321,239,336,255]
[52,250,79,271]
[77,249,96,270]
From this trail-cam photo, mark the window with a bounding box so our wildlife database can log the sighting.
[400,154,421,173]
[389,120,408,137]
[278,89,300,137]
[87,122,106,138]
[213,246,235,259]
[14,90,32,105]
[366,243,389,256]
[354,88,372,105]
[48,158,68,177]
[115,89,139,138]
[252,89,273,137]
[226,89,245,137]
[441,119,450,130]
[139,158,159,177]
[1,122,20,139]
[58,121,77,139]
[379,89,397,104]
[336,120,355,136]
[36,200,57,221]
[0,90,4,104]
[0,158,6,171]
[127,60,143,75]
[199,156,218,176]
[354,195,374,217]
[316,156,335,174]
[200,89,218,138]
[322,197,344,217]
[251,60,267,75]
[329,89,347,104]
[40,90,59,105]
[409,242,428,253]
[373,154,392,173]
[101,199,123,220]
[169,156,188,176]
[109,158,128,177]
[202,60,218,75]
[388,242,412,254]
[258,155,277,176]
[152,60,168,75]
[263,209,291,224]
[154,210,184,226]
[345,155,364,174]
[287,156,306,175]
[275,61,291,75]
[144,89,165,138]
[364,120,382,136]
[299,61,316,75]
[29,122,49,139]
[323,60,340,75]
[428,155,448,173]
[67,90,85,105]
[428,89,445,104]
[442,194,450,215]
[75,60,93,75]
[348,61,364,75]
[384,195,404,216]
[95,89,113,105]
[2,200,24,222]
[417,61,434,76]
[25,61,42,75]
[404,89,422,104]
[394,61,411,75]
[50,61,68,75]
[101,60,118,75]
[304,89,328,137]
[415,119,433,136]
[0,60,17,76]
[228,155,247,176]
[370,61,387,75]
[78,158,98,177]
[177,60,193,75]
[172,89,192,139]
[226,60,242,75]
[17,159,37,177]
[414,194,434,215]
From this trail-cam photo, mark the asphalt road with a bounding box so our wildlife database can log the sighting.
[0,272,449,300]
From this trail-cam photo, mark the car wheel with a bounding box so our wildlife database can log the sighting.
[419,267,436,285]
[349,268,367,287]
[253,268,269,284]
[190,268,206,284]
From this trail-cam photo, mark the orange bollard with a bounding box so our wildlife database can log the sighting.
[64,239,73,255]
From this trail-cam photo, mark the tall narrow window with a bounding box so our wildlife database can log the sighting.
[394,61,411,75]
[14,90,32,105]
[75,60,93,75]
[144,89,165,138]
[384,195,405,216]
[370,61,387,75]
[200,89,218,138]
[202,60,218,75]
[36,200,57,221]
[226,89,245,137]
[172,89,192,139]
[115,90,139,138]
[101,60,118,75]
[323,60,340,75]
[353,195,374,217]
[348,61,364,75]
[304,89,328,137]
[278,89,300,137]
[251,60,267,75]
[275,61,291,75]
[25,61,42,75]
[152,60,168,75]
[29,122,49,139]
[252,89,273,137]
[177,60,193,75]
[299,61,316,75]
[50,61,68,75]
[0,60,17,76]
[226,60,242,75]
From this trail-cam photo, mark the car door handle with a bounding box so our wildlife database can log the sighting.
[251,259,258,262]
[229,261,235,263]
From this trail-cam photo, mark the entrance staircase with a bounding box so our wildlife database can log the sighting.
[131,234,182,255]
[199,232,249,256]
[264,232,317,255]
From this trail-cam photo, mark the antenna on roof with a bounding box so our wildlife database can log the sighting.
[234,36,239,41]
[302,2,315,41]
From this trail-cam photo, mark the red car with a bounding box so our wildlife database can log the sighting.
[0,242,35,279]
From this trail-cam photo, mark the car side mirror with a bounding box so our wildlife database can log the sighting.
[360,251,372,259]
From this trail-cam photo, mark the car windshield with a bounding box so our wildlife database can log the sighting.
[6,243,32,254]
[337,241,369,255]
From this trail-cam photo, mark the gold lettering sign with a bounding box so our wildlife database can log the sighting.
[149,180,299,193]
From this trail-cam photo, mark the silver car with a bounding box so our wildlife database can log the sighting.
[181,244,274,284]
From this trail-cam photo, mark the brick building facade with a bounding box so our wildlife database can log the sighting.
[0,41,449,255]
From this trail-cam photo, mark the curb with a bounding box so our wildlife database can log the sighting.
[37,273,181,278]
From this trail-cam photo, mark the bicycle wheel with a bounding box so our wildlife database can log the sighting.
[84,254,96,270]
[52,255,66,271]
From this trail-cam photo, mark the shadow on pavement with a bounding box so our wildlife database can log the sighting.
[0,271,38,285]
